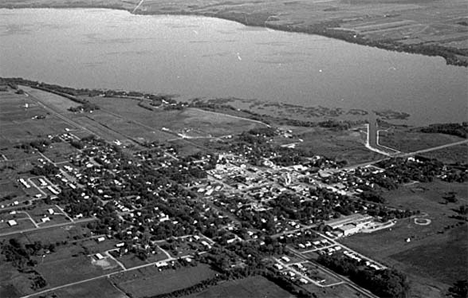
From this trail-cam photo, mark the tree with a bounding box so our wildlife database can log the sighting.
[448,280,468,298]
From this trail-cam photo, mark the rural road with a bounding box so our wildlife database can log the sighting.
[0,217,96,238]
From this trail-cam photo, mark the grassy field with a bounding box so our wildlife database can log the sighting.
[421,143,468,164]
[185,275,295,298]
[52,278,126,298]
[0,91,72,143]
[114,264,217,298]
[293,125,384,165]
[37,255,120,288]
[379,128,465,153]
[0,261,37,297]
[340,180,468,297]
[20,86,81,112]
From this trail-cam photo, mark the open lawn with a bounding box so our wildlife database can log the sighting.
[185,275,296,298]
[114,264,216,298]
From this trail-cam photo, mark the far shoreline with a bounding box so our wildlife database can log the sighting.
[0,4,466,67]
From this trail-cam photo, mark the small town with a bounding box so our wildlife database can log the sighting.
[1,106,466,298]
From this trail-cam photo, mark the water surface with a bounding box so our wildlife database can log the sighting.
[0,9,466,125]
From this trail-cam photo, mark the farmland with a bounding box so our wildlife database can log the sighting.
[51,278,125,298]
[185,275,295,298]
[112,264,217,298]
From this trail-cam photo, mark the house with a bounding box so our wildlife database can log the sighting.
[7,220,17,227]
[95,253,104,260]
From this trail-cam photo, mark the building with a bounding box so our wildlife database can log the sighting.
[338,224,360,236]
[325,214,373,237]
[325,214,373,230]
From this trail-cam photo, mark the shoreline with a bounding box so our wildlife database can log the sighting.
[0,4,466,67]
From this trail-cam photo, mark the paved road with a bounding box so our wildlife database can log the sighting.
[396,139,468,157]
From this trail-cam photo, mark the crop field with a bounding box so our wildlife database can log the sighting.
[52,277,126,298]
[185,275,295,298]
[114,264,217,298]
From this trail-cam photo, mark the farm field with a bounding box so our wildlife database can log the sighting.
[113,264,217,298]
[51,277,126,298]
[184,275,295,298]
[0,91,72,144]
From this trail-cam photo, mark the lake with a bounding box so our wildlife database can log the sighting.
[0,8,466,125]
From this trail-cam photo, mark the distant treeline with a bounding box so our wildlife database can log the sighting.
[420,122,468,138]
[0,77,177,103]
